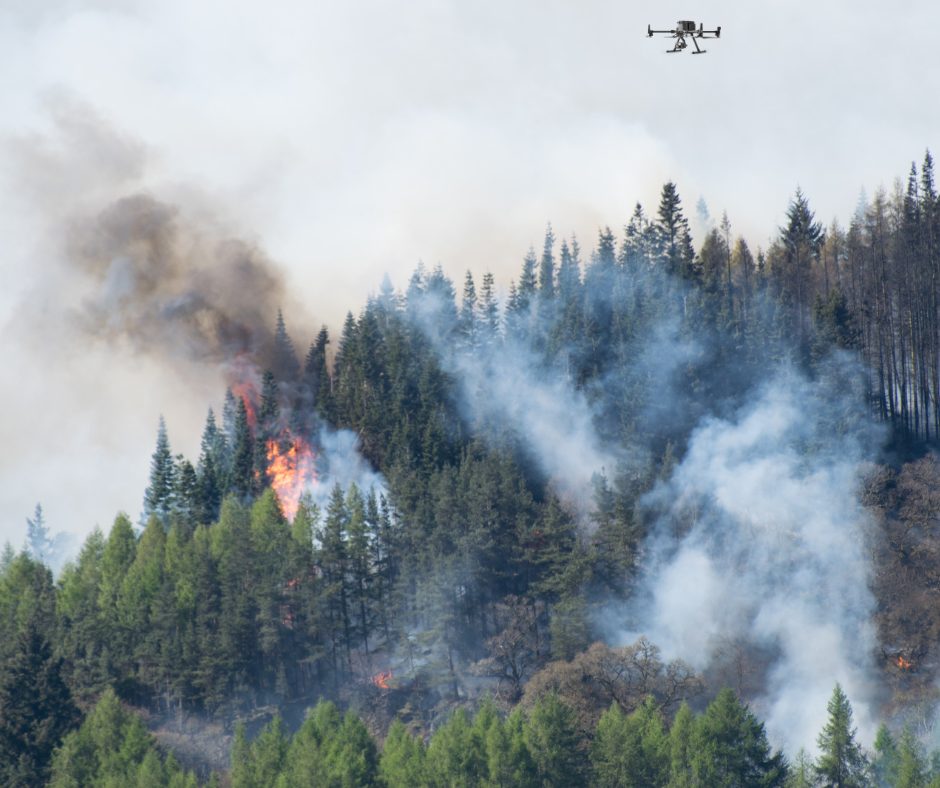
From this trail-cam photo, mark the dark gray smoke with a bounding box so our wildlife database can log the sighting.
[67,193,288,364]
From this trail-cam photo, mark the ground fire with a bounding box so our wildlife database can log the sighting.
[371,670,392,689]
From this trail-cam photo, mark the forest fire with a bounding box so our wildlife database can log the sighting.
[371,669,392,690]
[266,434,318,521]
[895,655,913,669]
[228,357,318,521]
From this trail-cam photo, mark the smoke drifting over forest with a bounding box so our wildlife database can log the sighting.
[631,365,885,749]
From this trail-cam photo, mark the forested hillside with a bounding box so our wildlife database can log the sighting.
[5,154,940,786]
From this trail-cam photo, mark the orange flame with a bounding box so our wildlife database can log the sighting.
[896,655,913,669]
[232,384,258,431]
[228,355,261,432]
[266,433,318,521]
[371,669,392,689]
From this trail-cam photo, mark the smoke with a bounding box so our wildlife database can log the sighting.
[67,193,288,364]
[398,260,887,752]
[309,425,388,512]
[0,98,384,547]
[626,363,884,753]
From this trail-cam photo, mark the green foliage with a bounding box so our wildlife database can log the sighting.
[524,691,586,788]
[690,687,787,788]
[871,724,900,788]
[48,688,198,788]
[814,684,866,788]
[145,417,176,525]
[0,620,79,787]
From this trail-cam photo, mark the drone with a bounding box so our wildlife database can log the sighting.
[647,20,721,54]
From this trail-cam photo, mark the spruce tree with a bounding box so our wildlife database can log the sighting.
[655,182,689,277]
[815,683,866,788]
[381,719,429,788]
[480,271,500,340]
[272,308,301,382]
[25,504,52,565]
[0,622,80,787]
[230,396,255,497]
[871,723,900,788]
[144,416,176,525]
[787,748,817,788]
[524,691,585,788]
[896,726,927,788]
[518,247,539,310]
[691,687,786,788]
[539,224,556,300]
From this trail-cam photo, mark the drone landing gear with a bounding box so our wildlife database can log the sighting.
[690,37,705,54]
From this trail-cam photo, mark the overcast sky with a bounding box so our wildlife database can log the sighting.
[1,0,938,548]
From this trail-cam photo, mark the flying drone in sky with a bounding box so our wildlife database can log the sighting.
[647,21,721,53]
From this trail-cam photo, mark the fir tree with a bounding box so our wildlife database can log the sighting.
[815,683,866,788]
[0,622,80,787]
[539,223,556,300]
[691,687,786,788]
[870,723,900,788]
[25,504,51,565]
[524,691,585,788]
[230,396,255,497]
[144,416,176,525]
[272,308,301,382]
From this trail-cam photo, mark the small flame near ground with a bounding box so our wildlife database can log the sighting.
[266,434,318,521]
[371,669,392,690]
[896,655,913,669]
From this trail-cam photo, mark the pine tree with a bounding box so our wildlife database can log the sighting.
[144,416,176,525]
[870,723,900,788]
[460,270,478,350]
[318,483,353,671]
[381,719,429,788]
[480,272,500,340]
[787,748,817,788]
[0,622,80,787]
[230,396,255,497]
[896,726,927,788]
[272,308,301,382]
[691,687,786,788]
[539,224,556,300]
[655,182,689,277]
[222,388,238,448]
[518,248,539,310]
[667,702,695,788]
[25,504,52,565]
[524,691,585,788]
[815,684,866,788]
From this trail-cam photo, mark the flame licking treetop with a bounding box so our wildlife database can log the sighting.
[228,356,319,521]
[265,432,317,521]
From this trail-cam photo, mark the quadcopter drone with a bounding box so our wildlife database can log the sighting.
[647,20,721,53]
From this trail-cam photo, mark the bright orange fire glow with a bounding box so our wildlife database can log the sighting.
[231,383,258,430]
[896,656,913,669]
[266,433,318,521]
[371,669,392,690]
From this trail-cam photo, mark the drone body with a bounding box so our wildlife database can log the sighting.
[647,20,721,53]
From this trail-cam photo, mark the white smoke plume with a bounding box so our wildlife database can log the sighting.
[627,364,884,753]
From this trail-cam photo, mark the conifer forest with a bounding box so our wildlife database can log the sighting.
[8,155,940,787]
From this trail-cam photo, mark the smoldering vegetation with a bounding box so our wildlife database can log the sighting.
[9,161,940,786]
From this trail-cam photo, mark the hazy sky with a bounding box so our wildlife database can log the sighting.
[1,0,938,548]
